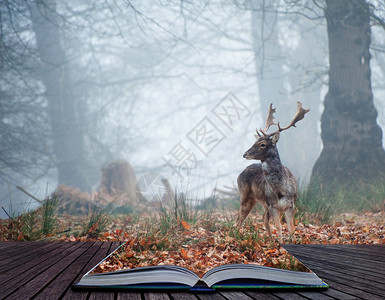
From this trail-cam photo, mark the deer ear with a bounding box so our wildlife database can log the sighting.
[271,132,280,146]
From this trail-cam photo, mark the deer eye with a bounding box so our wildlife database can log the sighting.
[260,143,266,149]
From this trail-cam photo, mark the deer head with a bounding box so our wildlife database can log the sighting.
[243,102,310,161]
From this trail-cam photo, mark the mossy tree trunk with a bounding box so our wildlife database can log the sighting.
[311,0,385,189]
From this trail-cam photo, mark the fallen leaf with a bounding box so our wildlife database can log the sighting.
[181,220,191,231]
[180,248,189,259]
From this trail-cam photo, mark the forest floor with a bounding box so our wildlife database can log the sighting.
[50,210,385,244]
[1,209,384,275]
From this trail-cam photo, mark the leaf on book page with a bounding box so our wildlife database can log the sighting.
[207,248,215,258]
[181,248,189,259]
[264,248,279,256]
[126,251,135,258]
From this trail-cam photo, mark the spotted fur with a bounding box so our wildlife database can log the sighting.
[237,133,297,242]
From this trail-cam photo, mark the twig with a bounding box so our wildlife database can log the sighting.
[2,207,13,219]
[15,185,43,204]
[56,228,72,234]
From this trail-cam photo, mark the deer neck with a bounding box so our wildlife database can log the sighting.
[261,148,285,185]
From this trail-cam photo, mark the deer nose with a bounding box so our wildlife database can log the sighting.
[243,152,248,158]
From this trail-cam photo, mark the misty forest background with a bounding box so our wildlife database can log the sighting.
[1,0,385,219]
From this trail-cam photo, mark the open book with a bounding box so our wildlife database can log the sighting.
[74,243,328,291]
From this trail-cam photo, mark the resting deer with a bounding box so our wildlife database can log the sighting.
[236,102,309,242]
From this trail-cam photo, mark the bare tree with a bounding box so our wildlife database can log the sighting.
[0,1,51,182]
[30,0,90,190]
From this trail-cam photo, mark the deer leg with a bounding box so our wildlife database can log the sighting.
[269,206,282,242]
[284,207,295,235]
[236,197,256,228]
[262,207,271,236]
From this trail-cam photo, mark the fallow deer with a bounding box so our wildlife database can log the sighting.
[236,102,309,242]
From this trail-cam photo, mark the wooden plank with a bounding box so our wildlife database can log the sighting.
[219,291,254,300]
[33,242,104,299]
[0,242,12,249]
[297,291,336,299]
[245,291,281,300]
[299,264,385,300]
[297,244,385,263]
[283,244,385,299]
[285,248,385,295]
[319,288,359,300]
[347,244,385,253]
[284,245,385,277]
[196,293,226,300]
[143,292,171,300]
[284,244,385,263]
[88,291,115,300]
[62,242,114,300]
[288,251,385,286]
[249,287,352,300]
[315,244,385,254]
[0,241,68,274]
[169,292,199,300]
[0,241,48,260]
[271,291,308,299]
[284,247,385,279]
[0,241,72,283]
[284,244,384,262]
[301,260,385,295]
[5,242,94,300]
[0,242,83,299]
[297,250,385,281]
[0,241,30,252]
[117,292,143,300]
[0,241,37,254]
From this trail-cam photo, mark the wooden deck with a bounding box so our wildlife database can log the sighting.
[0,242,384,299]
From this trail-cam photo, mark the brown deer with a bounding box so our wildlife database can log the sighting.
[236,102,309,242]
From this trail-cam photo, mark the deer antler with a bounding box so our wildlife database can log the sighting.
[276,101,310,133]
[256,102,309,139]
[256,103,277,137]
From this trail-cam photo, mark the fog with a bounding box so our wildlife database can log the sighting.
[1,1,385,218]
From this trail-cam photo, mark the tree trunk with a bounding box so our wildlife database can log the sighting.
[30,1,89,190]
[311,0,385,188]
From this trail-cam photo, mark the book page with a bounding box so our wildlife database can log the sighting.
[91,221,309,278]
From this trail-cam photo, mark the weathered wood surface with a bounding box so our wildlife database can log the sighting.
[0,242,384,299]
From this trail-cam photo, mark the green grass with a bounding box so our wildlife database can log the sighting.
[351,179,385,212]
[82,209,111,238]
[155,190,202,235]
[296,179,385,224]
[296,183,345,224]
[21,211,41,240]
[227,222,263,252]
[1,196,59,241]
[126,190,229,252]
[41,197,59,235]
